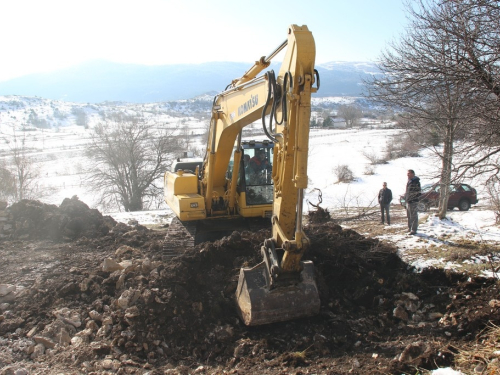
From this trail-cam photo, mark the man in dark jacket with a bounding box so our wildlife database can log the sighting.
[378,182,393,225]
[248,150,272,184]
[405,169,421,235]
[249,150,271,173]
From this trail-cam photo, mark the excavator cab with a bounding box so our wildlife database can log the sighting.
[239,143,274,206]
[224,141,274,219]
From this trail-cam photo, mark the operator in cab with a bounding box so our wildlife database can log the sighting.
[249,150,271,174]
[246,150,272,185]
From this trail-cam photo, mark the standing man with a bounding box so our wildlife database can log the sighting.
[405,169,421,235]
[378,182,392,225]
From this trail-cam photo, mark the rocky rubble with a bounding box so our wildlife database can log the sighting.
[0,200,499,374]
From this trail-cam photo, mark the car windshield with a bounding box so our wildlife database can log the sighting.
[421,184,433,193]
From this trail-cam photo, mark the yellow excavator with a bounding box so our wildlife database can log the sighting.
[164,24,321,326]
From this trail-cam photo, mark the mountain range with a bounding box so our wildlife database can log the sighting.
[0,60,380,103]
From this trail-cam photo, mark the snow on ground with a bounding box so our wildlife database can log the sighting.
[302,127,499,250]
[311,96,357,105]
[110,209,172,226]
[374,209,500,276]
[431,368,465,375]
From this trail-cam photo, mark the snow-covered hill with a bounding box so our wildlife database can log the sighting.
[0,60,380,103]
[317,60,381,75]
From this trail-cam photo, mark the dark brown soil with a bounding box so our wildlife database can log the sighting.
[0,198,499,374]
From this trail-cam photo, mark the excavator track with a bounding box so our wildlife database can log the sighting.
[163,217,197,260]
[162,217,271,260]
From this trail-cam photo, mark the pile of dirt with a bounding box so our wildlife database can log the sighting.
[7,197,117,241]
[0,200,499,374]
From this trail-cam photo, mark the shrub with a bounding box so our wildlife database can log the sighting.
[363,164,375,175]
[362,150,388,165]
[334,164,355,183]
[385,133,420,160]
[0,165,16,200]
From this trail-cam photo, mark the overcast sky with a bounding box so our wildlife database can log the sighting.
[0,0,408,82]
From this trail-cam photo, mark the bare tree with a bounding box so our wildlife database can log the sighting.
[366,0,475,219]
[11,145,41,200]
[85,116,181,212]
[179,120,195,152]
[201,120,211,145]
[4,134,44,201]
[337,105,362,128]
[405,0,500,182]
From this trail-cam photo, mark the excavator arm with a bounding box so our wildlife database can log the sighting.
[234,25,321,326]
[165,44,277,221]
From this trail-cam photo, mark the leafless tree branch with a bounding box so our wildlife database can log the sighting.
[85,115,182,212]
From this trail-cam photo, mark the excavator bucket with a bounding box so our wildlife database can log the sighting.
[236,260,320,326]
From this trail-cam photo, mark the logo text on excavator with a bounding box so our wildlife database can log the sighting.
[238,94,258,116]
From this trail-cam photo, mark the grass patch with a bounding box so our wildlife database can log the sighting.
[454,323,500,374]
[401,241,500,277]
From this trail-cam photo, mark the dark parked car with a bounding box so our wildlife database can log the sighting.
[400,183,478,211]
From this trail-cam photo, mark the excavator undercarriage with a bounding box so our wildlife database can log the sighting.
[163,216,271,260]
